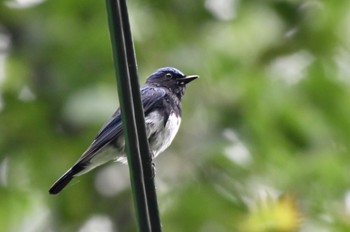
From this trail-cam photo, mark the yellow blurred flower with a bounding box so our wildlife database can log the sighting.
[240,195,302,232]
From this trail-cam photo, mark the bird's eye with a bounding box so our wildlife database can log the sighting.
[165,73,172,78]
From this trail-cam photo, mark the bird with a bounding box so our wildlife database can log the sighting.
[49,67,198,194]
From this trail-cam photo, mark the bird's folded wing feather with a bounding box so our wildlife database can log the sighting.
[74,86,167,164]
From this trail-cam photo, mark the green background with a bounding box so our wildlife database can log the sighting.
[1,0,350,231]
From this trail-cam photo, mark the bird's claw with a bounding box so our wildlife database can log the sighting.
[151,162,156,178]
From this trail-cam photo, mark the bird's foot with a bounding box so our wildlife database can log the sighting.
[151,162,156,178]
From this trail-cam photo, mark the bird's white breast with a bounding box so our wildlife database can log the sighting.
[145,111,181,158]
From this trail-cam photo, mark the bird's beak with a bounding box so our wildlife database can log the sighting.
[179,75,199,85]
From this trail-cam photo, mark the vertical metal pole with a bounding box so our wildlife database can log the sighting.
[105,0,151,231]
[119,0,162,231]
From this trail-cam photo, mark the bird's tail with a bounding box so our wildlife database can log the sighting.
[49,164,84,195]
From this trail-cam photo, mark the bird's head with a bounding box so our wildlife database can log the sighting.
[146,67,198,98]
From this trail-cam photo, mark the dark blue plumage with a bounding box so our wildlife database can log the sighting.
[49,67,198,194]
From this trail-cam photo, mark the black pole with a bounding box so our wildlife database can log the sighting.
[105,0,150,231]
[118,1,162,231]
[105,0,162,231]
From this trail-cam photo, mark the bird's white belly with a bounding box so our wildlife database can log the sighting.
[111,111,181,164]
[145,111,181,158]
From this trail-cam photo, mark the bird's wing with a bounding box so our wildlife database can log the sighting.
[49,110,124,194]
[75,86,167,165]
[140,86,167,115]
[48,86,167,194]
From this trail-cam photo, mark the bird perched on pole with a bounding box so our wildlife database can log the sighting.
[49,67,199,194]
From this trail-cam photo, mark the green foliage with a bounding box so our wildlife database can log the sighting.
[1,0,350,231]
